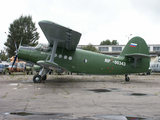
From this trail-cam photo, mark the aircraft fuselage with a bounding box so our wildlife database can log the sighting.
[18,46,149,75]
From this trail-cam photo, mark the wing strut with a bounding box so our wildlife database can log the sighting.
[48,41,58,63]
[47,37,64,64]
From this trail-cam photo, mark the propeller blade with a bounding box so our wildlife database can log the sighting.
[14,41,18,51]
[19,38,23,48]
[12,38,23,68]
[12,55,17,68]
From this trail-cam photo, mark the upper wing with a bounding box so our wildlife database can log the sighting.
[38,20,82,50]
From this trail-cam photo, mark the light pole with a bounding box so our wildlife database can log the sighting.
[126,34,132,41]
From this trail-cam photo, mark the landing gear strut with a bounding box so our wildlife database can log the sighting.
[125,74,130,82]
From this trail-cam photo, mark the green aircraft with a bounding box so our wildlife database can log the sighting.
[14,20,150,83]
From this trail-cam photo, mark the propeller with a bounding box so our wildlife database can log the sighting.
[11,38,23,68]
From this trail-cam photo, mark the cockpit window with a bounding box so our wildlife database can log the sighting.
[35,43,51,51]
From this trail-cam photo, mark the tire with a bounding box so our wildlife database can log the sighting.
[33,75,42,83]
[125,77,130,82]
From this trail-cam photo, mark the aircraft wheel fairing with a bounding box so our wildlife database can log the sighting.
[33,75,42,83]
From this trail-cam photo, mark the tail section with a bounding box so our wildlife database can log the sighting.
[119,36,150,70]
[119,36,149,56]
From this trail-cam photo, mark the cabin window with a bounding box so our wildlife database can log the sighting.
[69,56,72,60]
[35,43,51,51]
[59,54,62,58]
[84,59,87,63]
[64,55,67,59]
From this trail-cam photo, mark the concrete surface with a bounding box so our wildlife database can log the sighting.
[0,73,160,120]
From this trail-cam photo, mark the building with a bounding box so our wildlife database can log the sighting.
[77,44,160,59]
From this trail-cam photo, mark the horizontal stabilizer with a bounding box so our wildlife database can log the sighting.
[125,53,151,68]
[125,53,150,58]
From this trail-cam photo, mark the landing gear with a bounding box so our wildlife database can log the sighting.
[42,75,47,81]
[33,74,42,83]
[33,68,49,83]
[125,74,130,82]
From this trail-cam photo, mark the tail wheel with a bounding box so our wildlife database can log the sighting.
[33,74,42,83]
[125,74,130,82]
[125,77,130,82]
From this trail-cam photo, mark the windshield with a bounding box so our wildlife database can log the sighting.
[35,43,51,51]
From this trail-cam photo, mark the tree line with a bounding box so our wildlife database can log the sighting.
[81,39,118,52]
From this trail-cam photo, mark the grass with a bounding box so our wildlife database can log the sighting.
[53,88,56,93]
[24,100,29,111]
[62,88,70,95]
[30,97,36,99]
[3,92,8,98]
[17,99,23,100]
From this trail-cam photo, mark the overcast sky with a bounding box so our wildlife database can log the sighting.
[1,0,160,51]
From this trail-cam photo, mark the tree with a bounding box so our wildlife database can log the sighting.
[4,15,40,57]
[111,40,119,45]
[81,43,98,52]
[0,48,8,61]
[100,39,111,45]
[100,39,118,45]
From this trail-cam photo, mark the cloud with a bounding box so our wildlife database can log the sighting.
[1,0,160,52]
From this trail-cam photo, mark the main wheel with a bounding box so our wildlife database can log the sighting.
[33,74,42,83]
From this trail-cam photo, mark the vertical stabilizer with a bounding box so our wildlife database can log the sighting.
[119,36,149,57]
[119,36,150,69]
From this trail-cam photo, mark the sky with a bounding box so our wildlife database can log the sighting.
[1,0,160,51]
